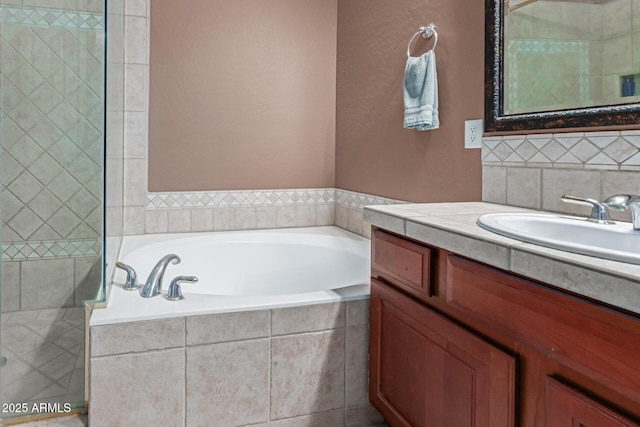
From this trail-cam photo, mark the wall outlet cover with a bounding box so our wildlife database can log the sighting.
[465,119,483,149]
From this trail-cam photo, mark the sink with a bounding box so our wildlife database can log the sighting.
[477,213,640,264]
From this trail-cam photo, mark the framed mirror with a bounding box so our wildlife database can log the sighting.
[485,0,640,133]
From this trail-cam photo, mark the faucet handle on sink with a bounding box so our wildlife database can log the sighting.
[560,194,614,224]
[115,262,141,291]
[603,194,640,230]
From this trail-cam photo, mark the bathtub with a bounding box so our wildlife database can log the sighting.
[90,226,371,326]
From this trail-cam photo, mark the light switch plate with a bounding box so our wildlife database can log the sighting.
[465,119,483,149]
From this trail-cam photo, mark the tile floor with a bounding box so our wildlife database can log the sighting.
[0,308,85,420]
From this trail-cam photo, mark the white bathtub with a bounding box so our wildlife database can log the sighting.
[90,226,371,326]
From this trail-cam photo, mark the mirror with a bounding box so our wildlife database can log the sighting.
[485,0,640,132]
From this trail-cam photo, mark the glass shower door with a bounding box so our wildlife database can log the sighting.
[0,0,105,420]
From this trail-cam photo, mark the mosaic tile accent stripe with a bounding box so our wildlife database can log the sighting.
[1,238,100,261]
[482,131,640,170]
[146,188,404,210]
[147,188,336,209]
[335,189,404,209]
[1,7,104,30]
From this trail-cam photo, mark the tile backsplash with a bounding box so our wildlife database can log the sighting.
[482,130,640,220]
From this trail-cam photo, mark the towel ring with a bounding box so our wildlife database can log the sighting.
[407,24,438,58]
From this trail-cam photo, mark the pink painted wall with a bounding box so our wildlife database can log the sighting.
[335,0,484,202]
[148,0,337,191]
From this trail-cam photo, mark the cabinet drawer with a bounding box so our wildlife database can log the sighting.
[372,229,432,298]
[546,377,639,426]
[445,253,640,404]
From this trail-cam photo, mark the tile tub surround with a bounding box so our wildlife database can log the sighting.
[140,188,404,239]
[364,202,640,315]
[89,301,386,427]
[482,130,640,221]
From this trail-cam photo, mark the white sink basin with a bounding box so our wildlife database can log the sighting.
[477,213,640,264]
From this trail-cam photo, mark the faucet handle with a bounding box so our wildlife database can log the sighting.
[604,194,640,229]
[115,262,141,291]
[165,276,198,301]
[560,194,614,224]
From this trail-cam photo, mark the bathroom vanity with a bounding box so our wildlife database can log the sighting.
[365,202,640,427]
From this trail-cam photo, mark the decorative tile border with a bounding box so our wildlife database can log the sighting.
[147,188,335,209]
[482,130,640,170]
[146,188,403,210]
[1,238,101,261]
[335,189,404,209]
[1,7,104,30]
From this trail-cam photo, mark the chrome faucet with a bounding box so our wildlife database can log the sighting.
[560,194,614,224]
[140,254,181,298]
[604,194,640,230]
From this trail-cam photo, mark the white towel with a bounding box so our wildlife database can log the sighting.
[403,50,439,131]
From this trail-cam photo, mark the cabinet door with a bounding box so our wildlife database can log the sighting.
[369,278,516,427]
[546,377,640,427]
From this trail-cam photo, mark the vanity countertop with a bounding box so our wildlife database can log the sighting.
[364,202,640,316]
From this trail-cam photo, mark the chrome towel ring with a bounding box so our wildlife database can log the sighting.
[407,23,438,58]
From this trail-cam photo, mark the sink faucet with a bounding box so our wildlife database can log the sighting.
[603,194,640,230]
[140,254,181,298]
[560,194,614,224]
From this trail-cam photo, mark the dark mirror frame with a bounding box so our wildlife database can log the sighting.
[484,0,640,133]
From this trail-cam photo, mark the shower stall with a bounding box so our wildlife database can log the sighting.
[0,0,123,421]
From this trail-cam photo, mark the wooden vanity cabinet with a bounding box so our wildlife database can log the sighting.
[370,227,640,427]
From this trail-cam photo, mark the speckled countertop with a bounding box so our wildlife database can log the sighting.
[364,202,640,316]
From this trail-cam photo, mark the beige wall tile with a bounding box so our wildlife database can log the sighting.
[235,207,257,229]
[125,16,148,64]
[186,310,269,346]
[123,158,147,205]
[74,256,102,304]
[272,302,345,336]
[145,210,168,233]
[347,207,364,235]
[125,0,147,16]
[346,300,369,327]
[123,206,145,235]
[271,330,345,419]
[124,111,146,159]
[1,261,20,312]
[124,64,147,112]
[316,203,335,226]
[91,318,185,357]
[256,206,278,229]
[213,208,235,230]
[190,208,214,232]
[541,169,601,215]
[346,325,369,407]
[296,204,316,227]
[482,166,507,204]
[276,206,297,228]
[335,205,348,229]
[90,349,185,427]
[21,259,75,310]
[186,340,269,427]
[168,209,191,232]
[506,167,540,209]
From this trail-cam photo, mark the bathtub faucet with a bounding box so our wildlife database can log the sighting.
[140,254,181,298]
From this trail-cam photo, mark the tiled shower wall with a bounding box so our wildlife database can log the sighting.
[0,1,104,312]
[482,130,640,220]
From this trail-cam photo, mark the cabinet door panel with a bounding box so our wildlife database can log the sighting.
[370,278,516,427]
[546,377,640,427]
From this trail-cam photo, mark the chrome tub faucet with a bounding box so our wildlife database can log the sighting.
[140,254,181,298]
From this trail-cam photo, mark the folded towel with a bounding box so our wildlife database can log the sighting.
[403,50,439,130]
